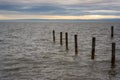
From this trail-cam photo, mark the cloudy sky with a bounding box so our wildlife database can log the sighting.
[0,0,120,20]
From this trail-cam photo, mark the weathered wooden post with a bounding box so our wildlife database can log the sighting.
[74,35,78,55]
[111,26,114,39]
[60,32,63,45]
[111,42,116,68]
[91,37,96,59]
[53,30,55,43]
[65,32,69,50]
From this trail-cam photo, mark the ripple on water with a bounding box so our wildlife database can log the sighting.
[0,22,120,80]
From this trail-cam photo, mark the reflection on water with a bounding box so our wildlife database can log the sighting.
[0,22,120,80]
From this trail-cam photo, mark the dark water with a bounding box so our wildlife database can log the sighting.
[0,22,120,80]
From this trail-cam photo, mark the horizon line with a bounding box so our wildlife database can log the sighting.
[0,18,120,22]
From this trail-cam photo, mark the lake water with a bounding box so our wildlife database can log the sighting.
[0,22,120,80]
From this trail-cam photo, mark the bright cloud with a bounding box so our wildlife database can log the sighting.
[1,14,120,20]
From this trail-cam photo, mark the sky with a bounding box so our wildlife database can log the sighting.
[0,0,120,20]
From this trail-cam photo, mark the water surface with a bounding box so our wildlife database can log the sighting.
[0,22,120,80]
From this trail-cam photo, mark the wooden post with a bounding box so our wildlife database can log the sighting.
[60,32,63,45]
[111,26,114,39]
[111,42,116,68]
[53,30,55,43]
[65,32,69,50]
[91,37,96,59]
[74,35,78,55]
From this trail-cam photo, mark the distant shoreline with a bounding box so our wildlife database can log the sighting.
[0,19,120,22]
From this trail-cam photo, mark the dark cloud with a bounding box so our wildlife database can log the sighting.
[0,0,120,16]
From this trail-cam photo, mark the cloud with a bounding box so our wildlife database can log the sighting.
[1,14,120,20]
[0,0,120,19]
